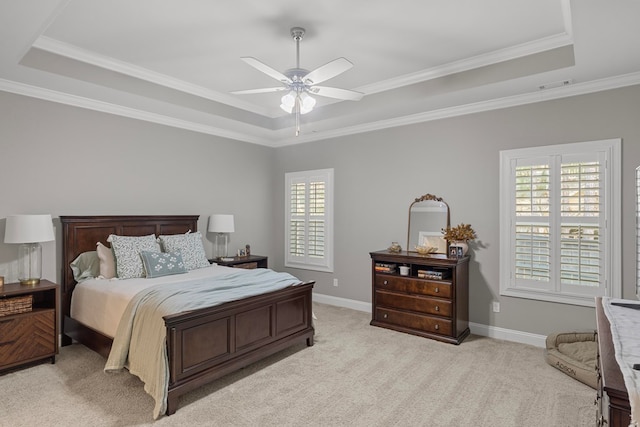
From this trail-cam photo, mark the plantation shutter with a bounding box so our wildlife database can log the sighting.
[285,169,333,272]
[558,155,602,295]
[512,155,604,293]
[500,140,619,306]
[514,161,551,285]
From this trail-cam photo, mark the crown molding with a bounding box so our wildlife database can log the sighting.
[356,33,574,95]
[277,71,640,146]
[31,36,277,118]
[2,71,639,148]
[0,78,272,146]
[33,32,573,118]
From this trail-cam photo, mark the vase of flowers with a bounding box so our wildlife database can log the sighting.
[441,223,477,256]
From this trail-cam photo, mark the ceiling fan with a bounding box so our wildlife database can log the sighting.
[231,27,364,136]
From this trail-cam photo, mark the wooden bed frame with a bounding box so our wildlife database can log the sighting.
[60,215,315,416]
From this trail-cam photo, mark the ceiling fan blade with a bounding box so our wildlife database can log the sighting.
[311,86,364,101]
[240,57,292,84]
[231,87,288,95]
[303,58,353,85]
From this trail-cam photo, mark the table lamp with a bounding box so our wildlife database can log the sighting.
[208,214,235,259]
[4,214,55,285]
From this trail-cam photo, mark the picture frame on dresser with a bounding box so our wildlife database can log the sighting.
[418,232,447,254]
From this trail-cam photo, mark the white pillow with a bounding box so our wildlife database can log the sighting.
[158,231,210,271]
[96,242,116,279]
[107,234,161,279]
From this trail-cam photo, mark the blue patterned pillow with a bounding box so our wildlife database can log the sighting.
[140,251,187,278]
[158,232,210,271]
[108,234,161,279]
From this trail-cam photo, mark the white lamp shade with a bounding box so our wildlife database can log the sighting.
[208,214,235,233]
[4,214,55,243]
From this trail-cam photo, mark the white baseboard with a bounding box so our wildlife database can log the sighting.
[468,322,546,348]
[313,292,547,348]
[313,292,372,313]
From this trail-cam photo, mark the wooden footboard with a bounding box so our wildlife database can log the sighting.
[60,215,315,416]
[164,282,314,415]
[63,282,314,415]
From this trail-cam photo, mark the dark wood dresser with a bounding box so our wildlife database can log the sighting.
[595,297,632,427]
[370,250,469,345]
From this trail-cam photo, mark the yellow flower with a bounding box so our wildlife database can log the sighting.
[441,223,477,242]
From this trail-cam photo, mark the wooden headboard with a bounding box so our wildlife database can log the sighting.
[60,215,199,317]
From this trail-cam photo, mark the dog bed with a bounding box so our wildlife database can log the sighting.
[544,331,598,389]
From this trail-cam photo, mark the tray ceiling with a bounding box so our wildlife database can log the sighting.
[1,1,639,146]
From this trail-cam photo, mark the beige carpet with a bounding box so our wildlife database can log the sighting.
[1,303,594,426]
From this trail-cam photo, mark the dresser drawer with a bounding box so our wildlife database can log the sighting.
[375,290,452,317]
[374,274,452,299]
[0,310,55,367]
[375,307,452,336]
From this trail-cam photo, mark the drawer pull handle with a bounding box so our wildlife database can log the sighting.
[435,306,440,312]
[383,314,388,319]
[434,287,439,293]
[434,324,439,330]
[383,280,388,285]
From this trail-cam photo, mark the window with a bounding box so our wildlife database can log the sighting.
[285,168,334,272]
[499,140,621,306]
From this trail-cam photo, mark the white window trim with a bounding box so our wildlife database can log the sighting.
[637,166,640,299]
[499,139,621,307]
[285,168,334,272]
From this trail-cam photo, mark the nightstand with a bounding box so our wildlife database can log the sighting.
[0,279,59,372]
[210,255,268,269]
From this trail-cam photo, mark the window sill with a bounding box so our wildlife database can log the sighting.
[500,288,598,307]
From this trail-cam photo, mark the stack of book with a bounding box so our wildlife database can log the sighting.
[375,263,397,273]
[417,269,448,280]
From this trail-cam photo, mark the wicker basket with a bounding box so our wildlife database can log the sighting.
[0,294,33,317]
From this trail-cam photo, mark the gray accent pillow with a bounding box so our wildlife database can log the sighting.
[70,251,100,282]
[107,234,161,279]
[158,231,210,271]
[140,251,187,278]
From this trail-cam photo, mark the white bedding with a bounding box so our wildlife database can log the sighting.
[602,297,640,427]
[70,264,237,338]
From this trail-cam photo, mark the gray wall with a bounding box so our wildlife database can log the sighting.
[1,84,639,337]
[273,85,640,336]
[0,91,275,282]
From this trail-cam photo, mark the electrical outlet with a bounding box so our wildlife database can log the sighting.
[492,301,500,313]
[333,278,339,287]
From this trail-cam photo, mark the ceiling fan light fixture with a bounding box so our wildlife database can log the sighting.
[280,91,296,113]
[299,92,316,114]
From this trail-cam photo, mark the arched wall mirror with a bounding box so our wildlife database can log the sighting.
[407,194,450,253]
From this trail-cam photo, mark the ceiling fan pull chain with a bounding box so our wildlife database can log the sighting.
[295,95,301,137]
